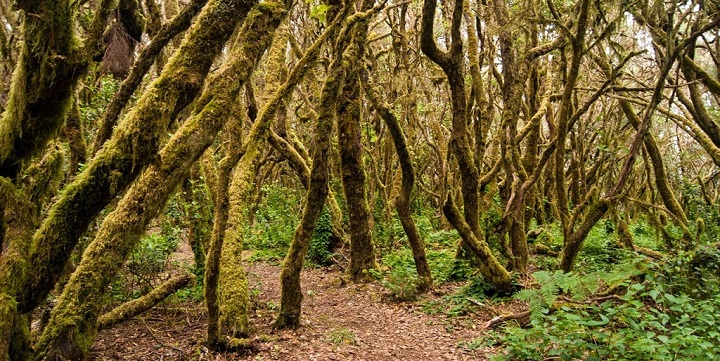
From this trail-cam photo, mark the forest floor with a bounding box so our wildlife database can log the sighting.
[90,251,516,361]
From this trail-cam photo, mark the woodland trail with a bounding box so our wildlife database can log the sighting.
[91,261,502,360]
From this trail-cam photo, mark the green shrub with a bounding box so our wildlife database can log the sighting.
[487,257,720,361]
[111,233,179,302]
[307,209,334,266]
[245,184,302,261]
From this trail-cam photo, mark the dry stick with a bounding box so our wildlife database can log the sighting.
[483,310,531,330]
[140,316,186,355]
[92,0,209,154]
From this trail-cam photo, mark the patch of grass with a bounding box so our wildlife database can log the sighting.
[325,327,357,345]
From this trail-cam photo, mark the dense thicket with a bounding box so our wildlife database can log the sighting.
[1,0,719,358]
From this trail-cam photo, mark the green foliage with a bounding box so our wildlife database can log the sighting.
[307,209,334,266]
[370,250,421,300]
[571,224,631,273]
[309,3,330,24]
[681,180,720,244]
[245,184,302,261]
[175,282,204,302]
[79,76,120,134]
[111,232,179,302]
[488,256,720,361]
[371,247,470,301]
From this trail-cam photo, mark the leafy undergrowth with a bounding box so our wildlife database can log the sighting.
[483,249,720,361]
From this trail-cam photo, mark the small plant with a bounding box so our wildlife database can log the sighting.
[371,251,420,301]
[326,327,357,345]
[110,232,179,302]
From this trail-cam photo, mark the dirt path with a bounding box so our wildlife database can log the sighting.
[91,262,497,360]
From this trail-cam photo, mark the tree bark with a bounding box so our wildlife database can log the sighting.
[337,0,377,280]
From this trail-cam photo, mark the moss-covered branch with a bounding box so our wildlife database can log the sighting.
[92,0,208,153]
[97,273,193,330]
[34,3,280,358]
[0,1,80,178]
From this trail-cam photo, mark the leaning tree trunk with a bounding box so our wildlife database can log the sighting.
[0,148,64,360]
[34,2,282,359]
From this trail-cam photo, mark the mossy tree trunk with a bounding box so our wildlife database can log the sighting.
[0,0,108,179]
[420,0,511,291]
[364,77,432,291]
[11,0,250,318]
[0,147,64,360]
[33,1,281,358]
[274,3,369,329]
[336,0,377,280]
[217,19,290,339]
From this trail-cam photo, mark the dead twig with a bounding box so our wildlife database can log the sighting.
[482,310,531,330]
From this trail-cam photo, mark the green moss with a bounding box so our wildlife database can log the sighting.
[18,0,260,317]
[0,0,80,178]
[36,1,285,357]
[0,293,18,359]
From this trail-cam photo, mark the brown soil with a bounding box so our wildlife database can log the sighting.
[91,261,509,361]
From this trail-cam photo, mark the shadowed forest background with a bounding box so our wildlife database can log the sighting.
[1,0,720,359]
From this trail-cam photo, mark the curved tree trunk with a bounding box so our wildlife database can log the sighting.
[364,78,432,290]
[274,3,366,328]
